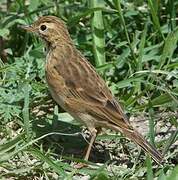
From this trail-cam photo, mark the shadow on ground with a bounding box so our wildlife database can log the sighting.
[32,116,110,163]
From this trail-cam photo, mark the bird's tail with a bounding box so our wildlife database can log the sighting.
[122,128,163,164]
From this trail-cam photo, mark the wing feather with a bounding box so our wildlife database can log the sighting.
[52,51,132,129]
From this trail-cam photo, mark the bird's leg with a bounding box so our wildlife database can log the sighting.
[74,129,97,169]
[74,128,101,169]
[84,128,97,161]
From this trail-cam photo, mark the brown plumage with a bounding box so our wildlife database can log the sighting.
[21,16,163,164]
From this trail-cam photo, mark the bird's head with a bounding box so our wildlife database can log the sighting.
[21,16,71,44]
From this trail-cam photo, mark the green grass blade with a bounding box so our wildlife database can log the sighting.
[114,0,137,63]
[22,83,31,141]
[157,169,166,180]
[116,76,143,89]
[147,0,164,39]
[167,0,176,30]
[0,133,25,154]
[29,148,67,177]
[90,0,106,66]
[148,105,155,146]
[146,156,153,180]
[158,27,178,69]
[167,165,178,180]
[68,7,103,26]
[151,89,178,107]
[136,23,148,92]
[163,128,178,155]
[138,23,147,71]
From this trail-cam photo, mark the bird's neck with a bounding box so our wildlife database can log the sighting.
[46,40,76,64]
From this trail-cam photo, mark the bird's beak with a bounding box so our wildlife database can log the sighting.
[20,25,35,32]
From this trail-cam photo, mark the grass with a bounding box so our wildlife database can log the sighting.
[0,0,178,179]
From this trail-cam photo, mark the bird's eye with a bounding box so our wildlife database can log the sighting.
[40,25,47,31]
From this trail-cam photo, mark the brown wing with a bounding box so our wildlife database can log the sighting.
[52,47,133,130]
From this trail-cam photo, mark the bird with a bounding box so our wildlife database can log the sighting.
[21,15,163,164]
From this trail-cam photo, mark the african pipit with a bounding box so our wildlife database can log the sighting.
[21,16,163,164]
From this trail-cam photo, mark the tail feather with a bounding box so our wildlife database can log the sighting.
[125,130,163,164]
